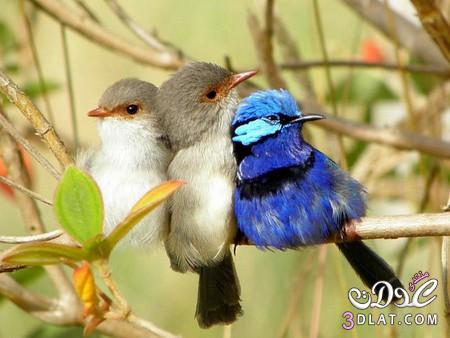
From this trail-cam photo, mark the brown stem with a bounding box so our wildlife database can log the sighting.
[411,0,450,63]
[0,70,73,168]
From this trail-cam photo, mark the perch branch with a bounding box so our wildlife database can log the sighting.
[0,70,73,168]
[0,230,62,244]
[29,0,185,70]
[411,0,450,63]
[279,59,450,77]
[0,176,52,205]
[340,0,448,67]
[340,212,450,241]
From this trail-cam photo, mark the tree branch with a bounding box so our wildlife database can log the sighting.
[0,70,73,168]
[340,212,450,241]
[340,0,448,67]
[0,113,61,179]
[279,59,450,77]
[247,3,287,88]
[411,0,450,63]
[29,0,185,70]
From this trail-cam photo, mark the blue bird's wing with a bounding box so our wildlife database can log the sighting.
[235,149,366,249]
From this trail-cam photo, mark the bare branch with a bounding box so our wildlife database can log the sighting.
[60,24,80,151]
[279,59,450,77]
[0,70,73,168]
[247,6,287,88]
[0,230,62,244]
[20,0,55,125]
[341,0,448,67]
[340,212,450,241]
[411,0,450,63]
[274,17,317,98]
[29,0,185,70]
[0,176,53,206]
[104,0,168,52]
[0,113,61,179]
[313,112,450,159]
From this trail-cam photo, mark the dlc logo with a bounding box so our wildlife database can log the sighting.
[342,271,438,330]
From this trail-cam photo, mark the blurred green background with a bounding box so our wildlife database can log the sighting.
[0,0,447,337]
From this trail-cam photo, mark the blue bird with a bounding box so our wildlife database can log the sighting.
[232,89,402,292]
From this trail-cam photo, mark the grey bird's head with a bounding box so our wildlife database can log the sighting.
[88,78,165,147]
[156,62,256,151]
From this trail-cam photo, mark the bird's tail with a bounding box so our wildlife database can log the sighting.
[196,253,243,328]
[336,241,403,296]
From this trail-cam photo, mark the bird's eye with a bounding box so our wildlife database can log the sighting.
[126,104,139,115]
[206,90,217,100]
[266,115,279,122]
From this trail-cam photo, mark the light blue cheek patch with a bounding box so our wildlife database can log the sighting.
[233,119,282,146]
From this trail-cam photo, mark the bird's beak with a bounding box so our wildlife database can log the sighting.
[229,70,258,89]
[289,114,325,124]
[87,107,112,118]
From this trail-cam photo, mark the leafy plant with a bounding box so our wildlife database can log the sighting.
[0,166,183,334]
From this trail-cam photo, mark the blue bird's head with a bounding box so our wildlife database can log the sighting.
[232,89,324,146]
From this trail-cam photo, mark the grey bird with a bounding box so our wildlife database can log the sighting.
[156,62,256,328]
[77,78,171,246]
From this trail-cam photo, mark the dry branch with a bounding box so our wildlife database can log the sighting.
[279,59,450,77]
[247,5,287,88]
[411,0,450,63]
[0,70,73,168]
[30,0,184,70]
[341,212,450,241]
[0,176,52,206]
[0,230,62,244]
[341,0,448,67]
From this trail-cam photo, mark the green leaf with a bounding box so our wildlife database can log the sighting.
[2,243,86,266]
[104,180,184,252]
[54,166,104,244]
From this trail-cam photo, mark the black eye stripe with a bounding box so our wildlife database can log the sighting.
[235,113,293,128]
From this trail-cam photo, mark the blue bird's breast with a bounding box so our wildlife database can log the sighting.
[234,125,366,249]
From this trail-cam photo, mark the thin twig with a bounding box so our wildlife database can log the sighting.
[276,250,315,338]
[274,17,316,99]
[128,314,179,338]
[0,70,73,168]
[0,112,61,179]
[73,0,100,23]
[60,24,80,150]
[0,108,76,305]
[104,0,168,52]
[20,0,55,125]
[308,246,327,338]
[247,5,287,88]
[96,260,130,315]
[279,59,450,77]
[0,229,62,244]
[30,0,184,70]
[0,176,52,205]
[442,237,450,334]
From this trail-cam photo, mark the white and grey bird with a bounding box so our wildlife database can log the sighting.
[156,62,256,328]
[77,78,171,246]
